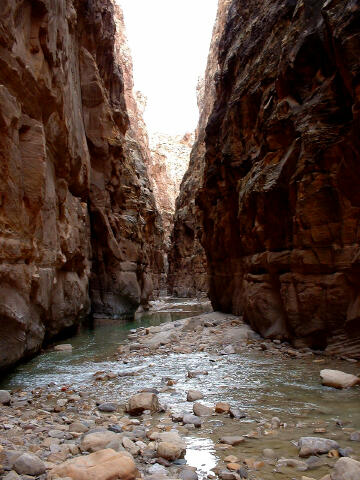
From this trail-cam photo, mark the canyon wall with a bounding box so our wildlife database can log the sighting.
[197,0,360,355]
[0,0,164,370]
[168,0,231,298]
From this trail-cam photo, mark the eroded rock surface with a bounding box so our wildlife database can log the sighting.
[0,0,164,369]
[194,0,360,354]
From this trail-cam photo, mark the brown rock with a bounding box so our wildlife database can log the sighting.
[48,448,139,480]
[215,402,231,414]
[126,392,160,415]
[320,370,360,389]
[173,0,360,356]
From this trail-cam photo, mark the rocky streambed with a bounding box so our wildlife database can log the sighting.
[0,300,360,480]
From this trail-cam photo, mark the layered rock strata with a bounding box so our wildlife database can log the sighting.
[197,0,360,354]
[0,0,164,369]
[168,0,232,298]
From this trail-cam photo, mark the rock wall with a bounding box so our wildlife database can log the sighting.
[197,0,360,355]
[0,0,164,370]
[148,132,193,247]
[168,0,231,298]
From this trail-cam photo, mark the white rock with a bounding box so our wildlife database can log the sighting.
[54,344,73,352]
[320,369,360,389]
[331,457,360,479]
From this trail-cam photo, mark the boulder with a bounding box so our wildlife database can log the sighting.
[182,414,202,428]
[187,390,204,402]
[331,457,360,480]
[320,370,360,389]
[0,390,11,405]
[48,448,139,480]
[298,437,339,457]
[193,402,213,417]
[157,441,185,461]
[81,431,121,452]
[219,436,245,446]
[13,453,46,476]
[126,392,160,415]
[215,402,230,414]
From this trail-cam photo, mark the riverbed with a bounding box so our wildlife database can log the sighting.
[0,298,359,480]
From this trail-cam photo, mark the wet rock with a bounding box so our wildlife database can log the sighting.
[98,402,118,413]
[298,437,339,457]
[187,390,204,402]
[271,417,281,429]
[215,402,230,414]
[219,470,237,480]
[263,448,276,459]
[147,463,168,476]
[227,463,241,471]
[220,436,245,446]
[331,457,360,479]
[349,432,360,442]
[0,390,11,405]
[180,468,198,480]
[13,453,46,476]
[126,393,160,415]
[339,447,353,457]
[157,441,186,461]
[54,344,73,352]
[81,430,121,452]
[48,448,139,480]
[229,407,246,419]
[182,414,202,428]
[277,458,308,471]
[193,402,214,417]
[320,370,360,389]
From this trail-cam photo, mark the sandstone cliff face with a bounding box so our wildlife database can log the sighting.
[0,0,164,369]
[197,0,360,355]
[148,132,193,247]
[168,0,231,298]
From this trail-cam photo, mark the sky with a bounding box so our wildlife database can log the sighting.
[118,0,219,135]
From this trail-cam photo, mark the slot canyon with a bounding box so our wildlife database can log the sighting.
[0,1,359,480]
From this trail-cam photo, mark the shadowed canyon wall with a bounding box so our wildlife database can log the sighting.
[0,0,164,369]
[168,0,232,298]
[193,0,360,355]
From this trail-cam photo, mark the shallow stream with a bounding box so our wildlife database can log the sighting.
[1,298,359,480]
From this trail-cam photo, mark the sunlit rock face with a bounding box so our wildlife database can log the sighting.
[0,0,164,369]
[148,132,194,247]
[197,0,360,355]
[168,0,232,298]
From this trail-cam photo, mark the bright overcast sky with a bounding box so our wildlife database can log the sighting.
[118,0,219,135]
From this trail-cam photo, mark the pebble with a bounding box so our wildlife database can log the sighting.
[219,436,245,446]
[215,402,230,414]
[182,414,202,428]
[13,453,46,476]
[98,402,118,412]
[229,407,246,419]
[186,390,204,402]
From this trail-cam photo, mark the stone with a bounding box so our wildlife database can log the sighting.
[227,463,240,470]
[298,437,339,457]
[13,453,46,476]
[219,470,237,480]
[277,458,308,471]
[182,414,202,428]
[81,431,121,452]
[54,344,73,352]
[219,436,245,446]
[0,390,11,405]
[98,403,118,413]
[215,402,230,414]
[229,408,246,419]
[320,370,360,389]
[3,473,20,480]
[331,457,360,480]
[193,402,214,417]
[48,448,139,480]
[220,345,236,355]
[180,469,198,480]
[69,422,89,433]
[350,432,360,442]
[271,417,281,429]
[126,393,160,415]
[157,441,186,461]
[263,448,276,458]
[122,437,140,456]
[187,390,204,402]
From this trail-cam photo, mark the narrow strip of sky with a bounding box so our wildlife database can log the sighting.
[118,0,219,135]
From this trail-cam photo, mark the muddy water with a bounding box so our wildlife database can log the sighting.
[1,298,360,480]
